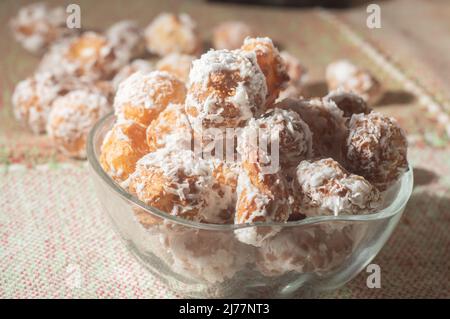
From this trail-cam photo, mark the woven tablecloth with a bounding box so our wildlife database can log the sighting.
[1,0,449,298]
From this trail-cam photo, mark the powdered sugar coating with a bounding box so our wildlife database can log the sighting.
[256,226,354,276]
[345,112,408,191]
[185,49,267,131]
[146,103,193,152]
[112,59,154,90]
[144,13,202,56]
[10,3,74,54]
[234,161,291,247]
[157,225,246,283]
[100,120,149,183]
[325,89,371,118]
[39,32,121,81]
[62,32,121,81]
[213,21,254,50]
[12,72,63,134]
[210,158,239,221]
[238,108,313,170]
[106,20,145,65]
[114,71,186,126]
[241,37,289,106]
[47,89,111,158]
[156,53,195,83]
[326,60,382,105]
[129,149,234,224]
[295,158,381,217]
[37,37,76,77]
[212,159,241,194]
[12,71,114,135]
[275,98,347,161]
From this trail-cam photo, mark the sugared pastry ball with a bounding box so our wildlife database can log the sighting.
[241,37,289,106]
[345,112,408,191]
[326,60,382,105]
[146,103,192,152]
[256,226,353,276]
[238,108,313,170]
[9,3,73,54]
[128,149,234,224]
[144,13,202,56]
[105,20,145,65]
[112,59,154,90]
[212,21,254,50]
[100,120,149,183]
[275,98,347,160]
[12,71,114,135]
[156,53,195,83]
[158,226,244,283]
[63,32,120,80]
[47,89,111,158]
[234,160,291,247]
[325,90,371,118]
[114,71,186,126]
[185,49,267,132]
[12,72,63,134]
[295,158,381,217]
[38,35,121,83]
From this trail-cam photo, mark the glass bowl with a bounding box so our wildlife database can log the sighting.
[87,112,413,298]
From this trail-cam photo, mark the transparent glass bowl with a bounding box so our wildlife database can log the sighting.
[87,113,413,298]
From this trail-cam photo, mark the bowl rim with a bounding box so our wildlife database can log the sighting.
[87,112,414,231]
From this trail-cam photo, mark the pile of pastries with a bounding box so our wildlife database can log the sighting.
[98,36,407,280]
[10,3,385,161]
[10,3,409,282]
[99,38,407,238]
[10,3,249,158]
